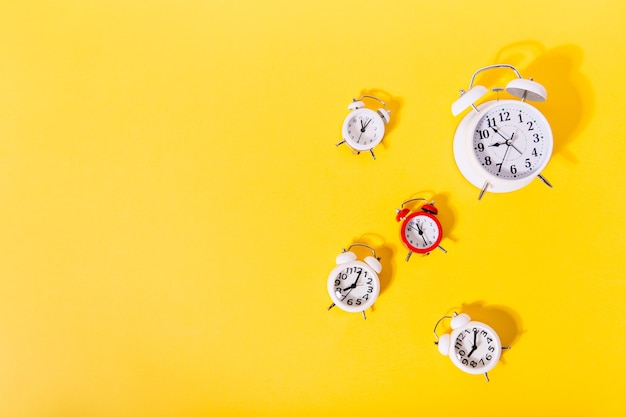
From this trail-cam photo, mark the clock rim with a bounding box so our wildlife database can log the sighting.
[342,107,386,151]
[400,211,443,254]
[453,99,553,193]
[448,321,502,374]
[327,260,380,313]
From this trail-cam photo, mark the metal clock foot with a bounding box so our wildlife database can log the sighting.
[537,174,553,188]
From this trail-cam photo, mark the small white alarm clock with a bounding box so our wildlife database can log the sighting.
[337,95,391,160]
[434,312,510,381]
[327,243,382,320]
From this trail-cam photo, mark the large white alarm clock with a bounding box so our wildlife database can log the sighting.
[452,64,554,199]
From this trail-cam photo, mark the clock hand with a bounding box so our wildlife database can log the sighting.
[467,329,478,357]
[498,141,512,171]
[339,288,352,301]
[487,142,522,155]
[491,127,523,155]
[507,132,524,155]
[410,222,430,246]
[417,221,429,245]
[342,270,363,292]
[490,126,509,141]
[342,282,363,291]
[357,119,371,143]
[510,143,523,155]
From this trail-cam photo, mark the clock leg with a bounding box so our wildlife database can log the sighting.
[537,174,553,188]
[405,250,413,262]
[335,140,346,147]
[369,149,376,160]
[478,181,490,200]
[361,311,367,320]
[437,245,447,254]
[327,303,336,311]
[484,372,490,382]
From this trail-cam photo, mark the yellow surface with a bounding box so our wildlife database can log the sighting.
[0,1,625,416]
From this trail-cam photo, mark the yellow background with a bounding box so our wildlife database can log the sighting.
[1,1,625,416]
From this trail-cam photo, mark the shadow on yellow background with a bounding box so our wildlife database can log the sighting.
[458,300,524,350]
[470,41,595,163]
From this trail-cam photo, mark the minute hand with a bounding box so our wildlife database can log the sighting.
[411,221,429,246]
[491,127,523,155]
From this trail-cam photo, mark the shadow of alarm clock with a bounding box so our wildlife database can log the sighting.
[452,64,554,200]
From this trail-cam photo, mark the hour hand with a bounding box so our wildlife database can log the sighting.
[468,329,478,357]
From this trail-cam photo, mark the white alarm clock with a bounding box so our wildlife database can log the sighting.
[434,312,510,381]
[337,95,391,160]
[452,64,554,199]
[327,243,382,320]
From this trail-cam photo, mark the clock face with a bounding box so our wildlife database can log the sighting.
[327,261,380,313]
[342,108,385,151]
[400,212,442,253]
[450,322,502,374]
[471,101,552,181]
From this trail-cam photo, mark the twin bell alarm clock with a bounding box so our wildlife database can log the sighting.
[434,312,510,381]
[326,243,382,320]
[451,64,554,199]
[337,95,391,160]
[395,198,447,262]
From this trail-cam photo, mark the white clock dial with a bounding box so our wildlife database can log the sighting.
[342,108,385,151]
[450,323,502,374]
[453,99,553,193]
[472,102,551,180]
[404,216,440,250]
[327,261,379,313]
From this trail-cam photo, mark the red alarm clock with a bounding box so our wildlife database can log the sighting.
[395,198,447,262]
